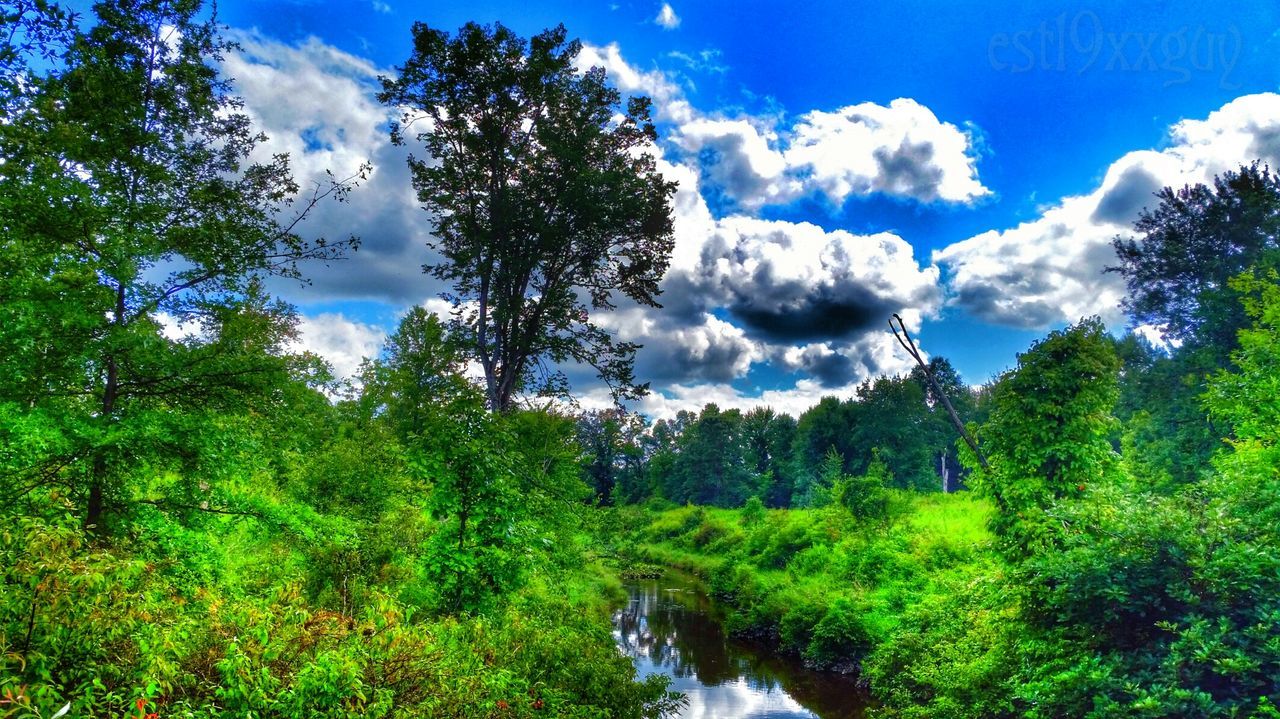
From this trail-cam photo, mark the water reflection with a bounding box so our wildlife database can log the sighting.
[613,573,869,719]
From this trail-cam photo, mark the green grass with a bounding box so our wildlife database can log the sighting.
[608,492,997,668]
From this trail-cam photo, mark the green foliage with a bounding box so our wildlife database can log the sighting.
[357,307,470,441]
[2,491,675,719]
[968,317,1121,558]
[8,4,1280,719]
[1205,270,1280,451]
[409,398,530,613]
[833,449,890,521]
[793,447,840,509]
[865,571,1020,719]
[869,276,1280,717]
[0,0,363,532]
[1114,334,1223,489]
[805,598,871,669]
[793,396,856,476]
[1111,162,1280,351]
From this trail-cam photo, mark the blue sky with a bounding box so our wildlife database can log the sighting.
[81,0,1280,416]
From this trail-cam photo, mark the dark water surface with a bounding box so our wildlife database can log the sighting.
[612,572,871,719]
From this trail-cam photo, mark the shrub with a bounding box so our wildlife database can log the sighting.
[741,496,766,527]
[805,598,871,669]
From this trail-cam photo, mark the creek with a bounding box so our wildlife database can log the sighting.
[613,571,872,719]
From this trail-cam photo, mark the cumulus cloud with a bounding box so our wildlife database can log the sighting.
[699,217,940,343]
[670,100,989,209]
[292,313,386,380]
[774,332,912,389]
[580,43,988,210]
[672,118,797,206]
[597,309,763,384]
[655,3,680,29]
[591,153,941,401]
[935,93,1280,329]
[785,100,989,204]
[223,30,441,305]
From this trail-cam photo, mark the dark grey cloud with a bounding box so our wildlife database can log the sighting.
[1249,125,1280,167]
[951,282,1059,329]
[729,289,891,343]
[873,139,945,201]
[791,347,859,388]
[653,270,713,322]
[1091,164,1162,225]
[594,303,760,385]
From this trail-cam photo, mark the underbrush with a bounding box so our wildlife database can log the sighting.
[0,508,680,719]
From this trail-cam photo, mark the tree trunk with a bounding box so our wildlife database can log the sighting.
[85,284,124,533]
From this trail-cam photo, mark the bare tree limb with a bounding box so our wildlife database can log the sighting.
[889,313,989,472]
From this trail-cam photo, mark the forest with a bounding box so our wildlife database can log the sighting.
[3,1,1280,718]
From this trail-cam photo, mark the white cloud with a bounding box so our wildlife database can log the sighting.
[371,1,391,13]
[292,313,386,381]
[935,92,1280,329]
[672,117,798,206]
[583,43,989,210]
[655,3,680,29]
[222,30,440,305]
[785,99,990,204]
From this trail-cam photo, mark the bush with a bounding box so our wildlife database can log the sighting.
[805,598,871,669]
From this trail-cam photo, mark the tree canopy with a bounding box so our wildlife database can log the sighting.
[379,21,677,412]
[1110,162,1280,351]
[0,0,364,531]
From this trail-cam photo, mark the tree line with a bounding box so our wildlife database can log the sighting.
[576,355,974,508]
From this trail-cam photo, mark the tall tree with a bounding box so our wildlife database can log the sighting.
[1107,164,1280,486]
[741,407,798,508]
[644,410,691,502]
[967,318,1121,558]
[576,408,645,505]
[0,0,363,531]
[848,375,936,491]
[359,307,469,441]
[793,396,856,479]
[379,21,676,412]
[670,404,754,507]
[1110,162,1280,352]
